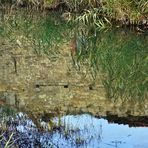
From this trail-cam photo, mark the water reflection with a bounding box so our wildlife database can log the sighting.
[1,113,148,148]
[74,28,148,100]
[0,11,148,148]
[0,10,69,57]
[53,114,148,148]
[0,11,147,112]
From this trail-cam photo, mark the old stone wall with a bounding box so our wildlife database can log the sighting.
[0,42,148,120]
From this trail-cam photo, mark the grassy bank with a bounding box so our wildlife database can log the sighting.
[0,0,147,28]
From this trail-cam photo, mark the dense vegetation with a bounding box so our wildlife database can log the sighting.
[0,0,147,28]
[74,29,148,100]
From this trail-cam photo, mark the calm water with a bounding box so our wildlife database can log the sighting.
[0,10,148,148]
[74,28,148,100]
[1,112,148,148]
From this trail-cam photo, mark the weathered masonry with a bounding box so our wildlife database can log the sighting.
[0,41,148,120]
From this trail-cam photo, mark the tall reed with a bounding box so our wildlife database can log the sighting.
[73,28,148,100]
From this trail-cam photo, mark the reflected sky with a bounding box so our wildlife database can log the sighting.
[53,114,148,148]
[15,113,148,148]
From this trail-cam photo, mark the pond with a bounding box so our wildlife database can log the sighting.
[0,10,148,148]
[0,111,148,148]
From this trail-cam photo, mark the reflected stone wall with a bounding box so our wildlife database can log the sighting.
[0,43,148,120]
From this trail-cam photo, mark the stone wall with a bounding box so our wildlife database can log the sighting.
[0,41,148,121]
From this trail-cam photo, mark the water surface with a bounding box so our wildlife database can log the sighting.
[1,113,148,148]
[0,10,148,148]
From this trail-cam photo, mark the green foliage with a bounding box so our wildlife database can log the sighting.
[73,29,148,100]
[0,0,147,26]
[0,10,70,58]
[64,0,101,12]
[66,0,147,37]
